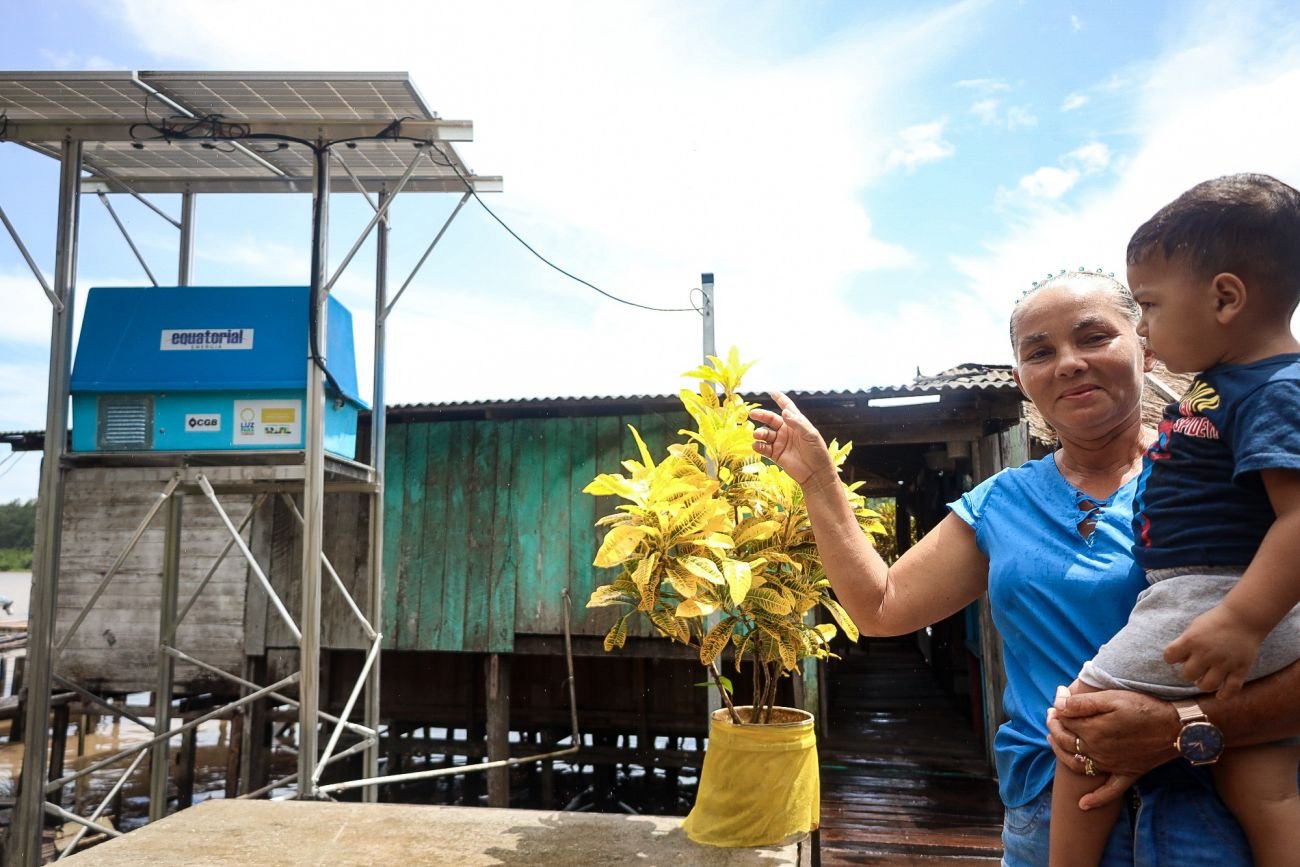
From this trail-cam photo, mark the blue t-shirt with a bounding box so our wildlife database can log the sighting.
[950,455,1148,807]
[1134,354,1300,572]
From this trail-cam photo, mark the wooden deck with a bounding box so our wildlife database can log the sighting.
[818,637,1004,865]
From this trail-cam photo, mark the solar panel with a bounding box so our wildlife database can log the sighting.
[0,72,144,121]
[0,71,494,193]
[140,71,435,122]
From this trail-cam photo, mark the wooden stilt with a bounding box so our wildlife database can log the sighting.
[226,711,244,798]
[485,653,511,808]
[177,726,198,808]
[10,655,26,742]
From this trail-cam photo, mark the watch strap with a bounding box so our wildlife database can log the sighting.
[1172,699,1208,725]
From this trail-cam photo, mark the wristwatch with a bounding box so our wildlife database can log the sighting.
[1172,699,1224,765]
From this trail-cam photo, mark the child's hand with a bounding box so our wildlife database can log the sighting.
[1164,606,1263,699]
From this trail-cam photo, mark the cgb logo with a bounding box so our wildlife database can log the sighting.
[185,414,221,432]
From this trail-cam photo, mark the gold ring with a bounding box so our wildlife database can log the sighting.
[1083,756,1097,777]
[1074,736,1082,754]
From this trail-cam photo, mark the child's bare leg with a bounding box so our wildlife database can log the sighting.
[1211,744,1300,867]
[1048,681,1124,867]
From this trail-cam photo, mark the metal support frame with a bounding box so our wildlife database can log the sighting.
[148,493,182,821]
[14,137,83,866]
[297,143,330,796]
[364,188,389,801]
[97,193,158,286]
[0,203,61,310]
[6,78,503,857]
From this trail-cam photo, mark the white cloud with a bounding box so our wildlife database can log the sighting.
[886,121,956,171]
[971,98,1000,125]
[1062,93,1089,111]
[1007,141,1111,203]
[970,99,1036,129]
[1005,106,1038,129]
[1016,166,1080,200]
[1065,142,1111,174]
[1070,14,1083,32]
[957,78,1010,93]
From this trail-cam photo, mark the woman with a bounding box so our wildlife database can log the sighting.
[750,272,1300,864]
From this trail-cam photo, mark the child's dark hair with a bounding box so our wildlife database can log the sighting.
[1127,173,1300,311]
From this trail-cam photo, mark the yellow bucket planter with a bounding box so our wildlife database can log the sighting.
[682,706,820,848]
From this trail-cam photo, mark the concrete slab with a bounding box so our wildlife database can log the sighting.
[61,799,808,866]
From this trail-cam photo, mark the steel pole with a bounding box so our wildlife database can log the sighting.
[298,145,330,795]
[363,188,388,800]
[13,138,82,867]
[177,191,196,286]
[701,272,715,362]
[148,493,182,822]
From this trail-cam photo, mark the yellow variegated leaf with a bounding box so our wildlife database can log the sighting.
[733,632,752,669]
[821,596,860,643]
[744,586,792,615]
[776,631,798,670]
[664,564,699,599]
[734,519,781,547]
[678,555,725,585]
[583,473,639,500]
[594,525,650,568]
[603,614,630,651]
[628,424,655,470]
[632,554,661,611]
[630,553,659,588]
[648,608,690,644]
[699,617,736,667]
[813,623,838,645]
[691,533,734,552]
[675,596,717,618]
[724,559,753,606]
[595,512,633,527]
[587,584,636,608]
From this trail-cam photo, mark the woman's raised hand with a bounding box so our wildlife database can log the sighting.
[750,391,838,491]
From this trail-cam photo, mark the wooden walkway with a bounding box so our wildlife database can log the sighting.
[818,637,1004,865]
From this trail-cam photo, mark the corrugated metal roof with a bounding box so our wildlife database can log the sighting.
[388,364,1020,413]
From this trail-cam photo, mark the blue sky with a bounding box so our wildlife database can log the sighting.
[4,0,1300,501]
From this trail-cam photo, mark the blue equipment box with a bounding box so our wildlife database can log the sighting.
[70,286,368,458]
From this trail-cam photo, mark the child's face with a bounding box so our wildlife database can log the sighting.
[1127,255,1226,374]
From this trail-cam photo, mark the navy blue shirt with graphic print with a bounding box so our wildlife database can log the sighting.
[1133,353,1300,572]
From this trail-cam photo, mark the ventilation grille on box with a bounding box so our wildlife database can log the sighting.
[97,396,153,450]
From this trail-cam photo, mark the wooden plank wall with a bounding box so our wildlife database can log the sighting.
[255,489,372,652]
[55,468,252,693]
[382,410,689,653]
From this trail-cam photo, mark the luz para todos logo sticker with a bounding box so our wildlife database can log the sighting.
[160,328,254,350]
[233,400,301,446]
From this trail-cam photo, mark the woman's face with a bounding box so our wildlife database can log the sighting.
[1011,280,1152,440]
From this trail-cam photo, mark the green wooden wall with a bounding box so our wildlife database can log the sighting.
[382,410,689,652]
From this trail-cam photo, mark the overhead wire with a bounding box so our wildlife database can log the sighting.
[0,450,27,481]
[425,142,699,314]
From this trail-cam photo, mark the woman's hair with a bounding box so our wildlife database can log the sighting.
[1008,269,1140,351]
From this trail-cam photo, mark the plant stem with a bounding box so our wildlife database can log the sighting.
[710,659,741,724]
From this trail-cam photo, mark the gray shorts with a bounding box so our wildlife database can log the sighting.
[1079,570,1300,699]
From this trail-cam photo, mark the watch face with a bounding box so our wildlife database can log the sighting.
[1178,721,1224,764]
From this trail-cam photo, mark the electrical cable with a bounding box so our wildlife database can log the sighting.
[426,143,698,314]
[0,450,27,481]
